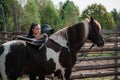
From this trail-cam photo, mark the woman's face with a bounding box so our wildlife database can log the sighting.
[32,24,41,36]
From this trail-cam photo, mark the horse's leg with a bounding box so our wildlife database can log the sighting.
[60,68,72,80]
[29,73,36,80]
[61,68,66,80]
[64,68,72,80]
[54,70,63,80]
[38,75,45,80]
[0,69,9,80]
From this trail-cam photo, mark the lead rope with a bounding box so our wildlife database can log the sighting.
[79,43,95,62]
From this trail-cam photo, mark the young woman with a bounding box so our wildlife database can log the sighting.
[27,23,54,80]
[27,23,47,39]
[27,23,44,80]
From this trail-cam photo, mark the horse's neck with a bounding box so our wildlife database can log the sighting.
[68,20,89,52]
[49,20,89,52]
[49,28,68,48]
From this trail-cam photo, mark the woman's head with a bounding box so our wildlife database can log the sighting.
[28,23,41,38]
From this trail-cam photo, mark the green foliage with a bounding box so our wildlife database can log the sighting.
[0,0,12,31]
[111,9,120,23]
[0,0,4,32]
[81,3,115,29]
[111,9,120,29]
[2,0,119,32]
[61,0,80,27]
[117,21,120,29]
[19,0,40,31]
[40,0,63,29]
[1,0,23,32]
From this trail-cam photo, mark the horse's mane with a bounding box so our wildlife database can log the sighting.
[52,27,68,40]
[50,19,87,41]
[86,18,101,31]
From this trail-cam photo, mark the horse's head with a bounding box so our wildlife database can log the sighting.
[87,17,104,47]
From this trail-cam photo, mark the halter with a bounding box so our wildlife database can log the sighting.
[79,43,95,62]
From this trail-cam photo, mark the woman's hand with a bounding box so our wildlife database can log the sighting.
[35,33,48,40]
[42,33,48,38]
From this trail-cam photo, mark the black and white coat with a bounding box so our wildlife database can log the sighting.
[0,17,104,80]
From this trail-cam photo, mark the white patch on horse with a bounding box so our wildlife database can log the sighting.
[46,48,66,73]
[46,48,60,69]
[0,41,12,80]
[49,27,68,48]
[61,67,66,80]
[83,19,89,41]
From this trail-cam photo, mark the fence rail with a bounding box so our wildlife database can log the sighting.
[71,72,120,79]
[77,56,120,61]
[73,63,120,71]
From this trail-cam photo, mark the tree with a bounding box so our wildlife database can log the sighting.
[0,0,6,32]
[61,0,80,27]
[81,3,115,29]
[40,0,63,29]
[111,9,120,29]
[0,0,21,31]
[1,0,23,32]
[19,0,40,31]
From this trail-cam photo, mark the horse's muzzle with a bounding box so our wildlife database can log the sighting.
[97,39,104,47]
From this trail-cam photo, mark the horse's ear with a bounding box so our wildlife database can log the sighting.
[90,16,94,23]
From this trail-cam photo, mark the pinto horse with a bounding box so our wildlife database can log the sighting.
[0,17,104,80]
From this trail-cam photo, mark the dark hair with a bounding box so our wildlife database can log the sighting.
[27,23,39,37]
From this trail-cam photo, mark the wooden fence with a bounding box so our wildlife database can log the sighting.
[71,29,120,80]
[0,31,27,44]
[0,30,120,80]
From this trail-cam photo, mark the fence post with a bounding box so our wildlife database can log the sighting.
[113,26,119,80]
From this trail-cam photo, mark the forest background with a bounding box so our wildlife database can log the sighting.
[0,0,120,32]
